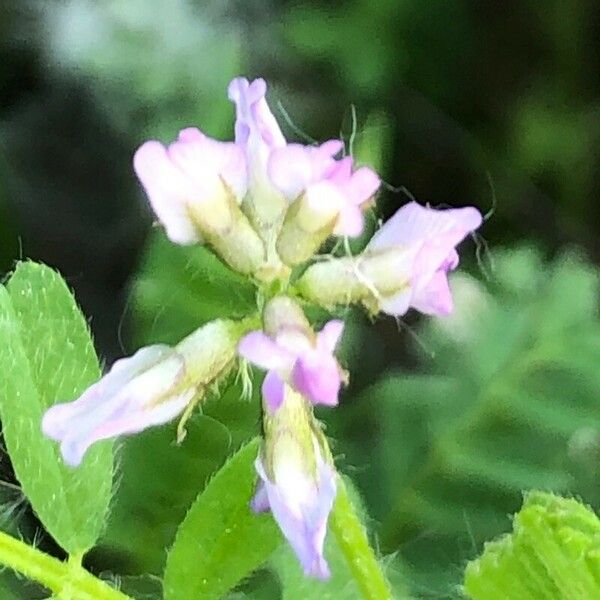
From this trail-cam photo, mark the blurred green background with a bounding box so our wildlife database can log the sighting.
[1,1,600,598]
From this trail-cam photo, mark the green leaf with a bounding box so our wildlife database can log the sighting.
[163,438,282,600]
[0,261,112,554]
[274,478,398,600]
[100,381,261,574]
[330,247,600,596]
[464,492,600,599]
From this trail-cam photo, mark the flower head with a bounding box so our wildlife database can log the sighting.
[253,385,337,579]
[238,297,344,411]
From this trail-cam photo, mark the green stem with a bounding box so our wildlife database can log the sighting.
[330,478,395,600]
[0,530,132,600]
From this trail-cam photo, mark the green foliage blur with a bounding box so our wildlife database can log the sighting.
[1,1,599,598]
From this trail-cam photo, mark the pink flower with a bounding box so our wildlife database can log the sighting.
[42,319,243,467]
[238,320,344,411]
[133,127,246,245]
[252,446,336,580]
[42,345,194,467]
[365,201,483,316]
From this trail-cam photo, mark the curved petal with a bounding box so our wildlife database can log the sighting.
[292,351,341,407]
[410,270,454,316]
[316,320,344,354]
[379,288,412,316]
[167,134,247,202]
[228,77,285,149]
[268,141,343,200]
[367,202,482,253]
[238,331,295,371]
[262,370,286,412]
[42,345,189,466]
[133,141,200,245]
[333,202,364,237]
[256,455,336,580]
[346,166,380,205]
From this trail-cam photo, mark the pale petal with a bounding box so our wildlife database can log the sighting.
[133,141,200,245]
[42,345,189,467]
[333,202,364,236]
[379,288,412,316]
[238,331,295,371]
[268,141,343,200]
[316,320,344,354]
[167,134,247,201]
[411,270,454,316]
[346,166,380,205]
[255,455,336,580]
[250,480,270,513]
[292,351,341,407]
[367,202,482,253]
[262,370,286,412]
[228,77,285,148]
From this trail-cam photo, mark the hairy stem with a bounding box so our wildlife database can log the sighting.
[0,531,132,600]
[330,478,395,600]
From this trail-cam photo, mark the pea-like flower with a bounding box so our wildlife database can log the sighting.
[42,320,244,466]
[42,345,192,467]
[297,201,483,316]
[253,384,337,579]
[238,297,344,410]
[134,128,265,275]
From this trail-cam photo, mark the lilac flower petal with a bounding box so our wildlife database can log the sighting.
[346,167,380,205]
[262,370,286,412]
[228,77,285,149]
[410,270,454,316]
[238,331,295,371]
[255,455,336,580]
[378,289,412,317]
[367,201,482,253]
[177,127,204,142]
[268,141,342,200]
[166,134,247,202]
[292,352,341,407]
[316,320,344,354]
[133,142,200,245]
[333,202,364,237]
[250,479,270,513]
[42,345,189,467]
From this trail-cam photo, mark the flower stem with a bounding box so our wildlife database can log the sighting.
[0,530,132,600]
[330,478,395,600]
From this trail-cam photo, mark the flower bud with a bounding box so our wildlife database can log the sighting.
[42,319,247,467]
[252,384,337,579]
[238,297,345,410]
[271,148,380,266]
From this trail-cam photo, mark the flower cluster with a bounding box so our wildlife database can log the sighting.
[42,77,482,578]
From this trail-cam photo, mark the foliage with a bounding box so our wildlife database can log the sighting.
[464,491,600,599]
[0,262,113,555]
[163,438,281,600]
[329,246,600,597]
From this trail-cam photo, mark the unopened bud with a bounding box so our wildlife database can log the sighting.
[253,385,337,580]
